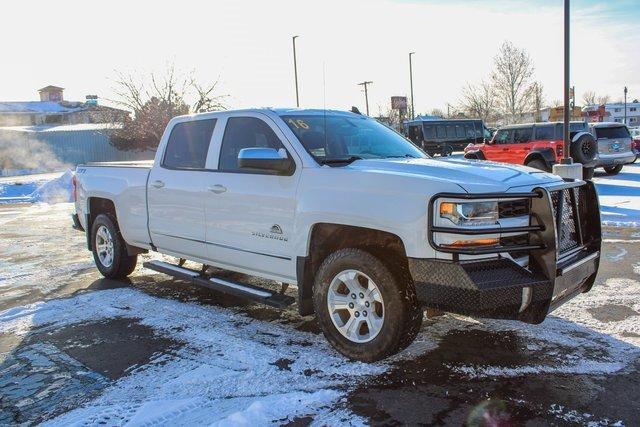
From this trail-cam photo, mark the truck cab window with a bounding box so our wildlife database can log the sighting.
[219,117,287,171]
[163,119,217,169]
[408,125,423,143]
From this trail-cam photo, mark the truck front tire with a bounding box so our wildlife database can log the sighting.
[91,214,138,279]
[313,248,423,362]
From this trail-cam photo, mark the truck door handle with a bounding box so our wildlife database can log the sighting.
[207,184,227,194]
[151,180,165,189]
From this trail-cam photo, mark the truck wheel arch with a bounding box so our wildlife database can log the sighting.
[524,149,555,171]
[86,197,146,256]
[297,223,409,316]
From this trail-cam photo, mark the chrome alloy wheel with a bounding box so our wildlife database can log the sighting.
[327,269,385,343]
[95,225,114,268]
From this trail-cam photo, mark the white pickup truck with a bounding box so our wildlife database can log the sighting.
[72,108,602,361]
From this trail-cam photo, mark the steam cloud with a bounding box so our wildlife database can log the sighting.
[0,133,70,172]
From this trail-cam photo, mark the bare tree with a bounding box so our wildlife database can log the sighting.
[490,41,535,123]
[582,91,597,105]
[108,63,227,151]
[191,79,227,113]
[597,94,611,105]
[460,80,497,123]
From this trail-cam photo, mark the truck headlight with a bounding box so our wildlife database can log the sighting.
[439,201,498,227]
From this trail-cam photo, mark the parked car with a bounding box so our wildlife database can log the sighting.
[404,118,490,156]
[464,121,597,179]
[588,122,636,175]
[626,127,639,163]
[72,108,602,362]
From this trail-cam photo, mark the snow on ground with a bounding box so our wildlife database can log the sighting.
[593,162,640,227]
[0,287,383,426]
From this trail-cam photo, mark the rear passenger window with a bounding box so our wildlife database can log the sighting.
[436,125,446,139]
[513,127,532,143]
[163,119,217,169]
[424,125,435,139]
[219,117,287,172]
[535,125,555,140]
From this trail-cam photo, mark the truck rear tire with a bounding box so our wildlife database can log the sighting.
[313,248,423,362]
[91,214,138,279]
[603,165,623,175]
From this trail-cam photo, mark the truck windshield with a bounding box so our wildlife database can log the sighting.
[281,115,426,164]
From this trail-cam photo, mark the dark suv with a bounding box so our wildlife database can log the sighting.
[404,118,490,156]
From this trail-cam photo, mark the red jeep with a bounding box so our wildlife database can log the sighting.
[464,122,597,178]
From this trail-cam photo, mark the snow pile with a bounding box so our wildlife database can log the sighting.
[0,170,72,204]
[29,169,74,203]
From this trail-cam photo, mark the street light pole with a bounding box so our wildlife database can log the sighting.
[409,52,415,120]
[561,0,572,165]
[553,0,582,179]
[624,86,628,125]
[358,81,373,116]
[292,35,300,107]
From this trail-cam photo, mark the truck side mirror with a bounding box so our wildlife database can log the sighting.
[238,148,293,175]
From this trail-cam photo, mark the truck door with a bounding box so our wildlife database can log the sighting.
[203,114,300,282]
[483,128,512,162]
[147,118,217,258]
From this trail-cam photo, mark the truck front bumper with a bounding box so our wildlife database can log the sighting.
[409,251,598,324]
[415,180,601,324]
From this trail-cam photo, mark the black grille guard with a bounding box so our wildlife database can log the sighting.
[422,180,602,322]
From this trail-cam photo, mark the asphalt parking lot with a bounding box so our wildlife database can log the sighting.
[1,201,639,425]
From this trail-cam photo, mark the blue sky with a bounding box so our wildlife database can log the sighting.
[1,0,638,113]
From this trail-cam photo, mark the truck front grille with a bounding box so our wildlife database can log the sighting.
[498,199,530,218]
[551,189,580,254]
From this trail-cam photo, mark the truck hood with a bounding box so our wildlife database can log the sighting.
[346,157,563,193]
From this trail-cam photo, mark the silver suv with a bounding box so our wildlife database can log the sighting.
[589,122,635,175]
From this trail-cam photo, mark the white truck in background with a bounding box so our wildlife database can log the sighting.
[72,108,602,361]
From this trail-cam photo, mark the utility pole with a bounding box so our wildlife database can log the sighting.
[624,86,628,125]
[534,82,541,122]
[561,0,571,164]
[553,0,582,179]
[358,81,373,116]
[409,52,415,120]
[292,35,300,107]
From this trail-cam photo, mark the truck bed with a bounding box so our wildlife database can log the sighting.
[82,160,154,168]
